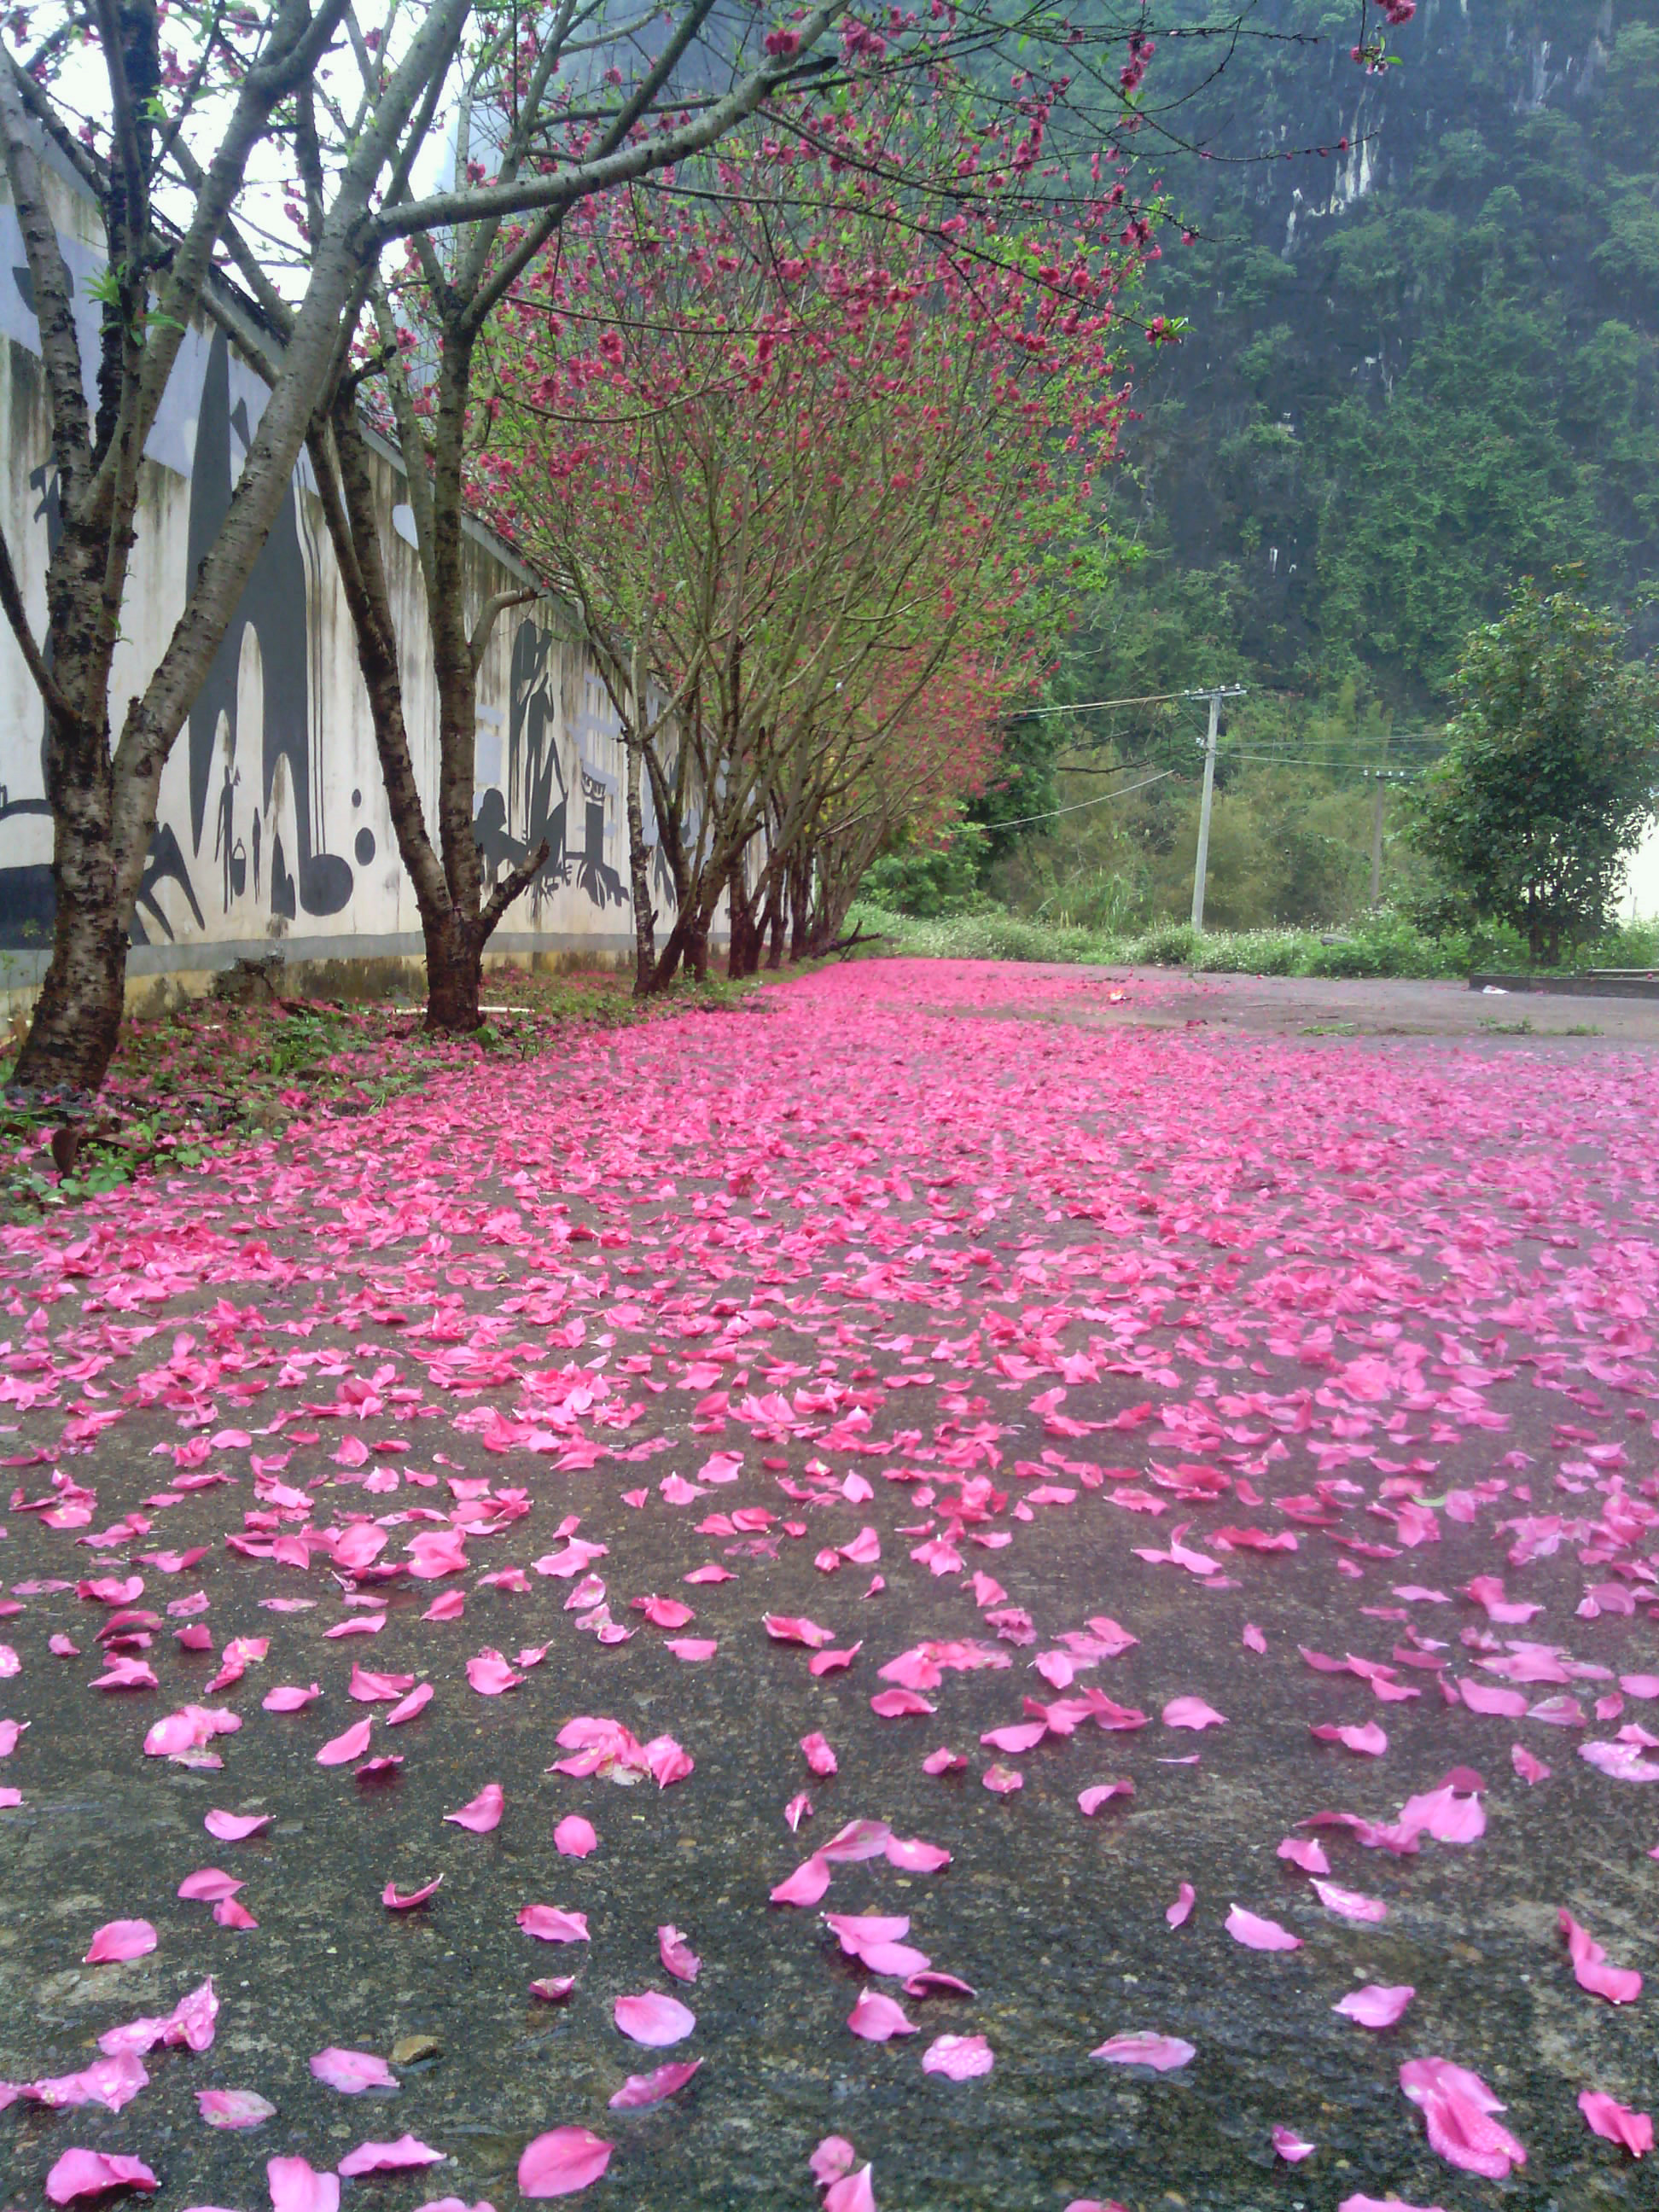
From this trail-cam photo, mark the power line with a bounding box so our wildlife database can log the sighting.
[1052,753,1167,776]
[1006,687,1243,720]
[992,766,1179,830]
[1221,749,1436,767]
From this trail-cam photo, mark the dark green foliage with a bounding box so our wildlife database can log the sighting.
[862,817,990,917]
[967,713,1059,864]
[1404,582,1659,960]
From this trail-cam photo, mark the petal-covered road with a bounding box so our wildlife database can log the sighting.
[1,960,1657,2212]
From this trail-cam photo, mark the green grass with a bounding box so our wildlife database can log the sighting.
[846,901,1659,981]
[0,961,764,1222]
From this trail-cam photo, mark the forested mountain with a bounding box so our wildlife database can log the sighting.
[981,0,1659,928]
[1105,0,1658,704]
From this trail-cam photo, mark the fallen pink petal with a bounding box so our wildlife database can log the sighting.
[659,1924,701,1982]
[800,1731,839,1775]
[824,2170,877,2212]
[1333,1984,1414,2029]
[810,2136,859,2186]
[519,1905,591,1944]
[316,1718,372,1767]
[922,2032,994,2079]
[848,1988,917,2040]
[84,1918,157,1965]
[1560,1908,1643,2003]
[1162,1696,1226,1732]
[336,2135,447,2176]
[197,2086,276,2128]
[266,2160,341,2212]
[1090,2032,1195,2071]
[1400,2057,1527,2179]
[1225,1904,1301,1953]
[383,1875,444,1910]
[309,2047,398,2093]
[518,2127,613,2197]
[1579,2087,1653,2156]
[444,1784,504,1832]
[1311,1878,1388,1924]
[204,1809,271,1842]
[608,2057,704,2107]
[45,2150,160,2204]
[614,1990,696,2046]
[1336,2199,1447,2212]
[1080,1779,1135,1815]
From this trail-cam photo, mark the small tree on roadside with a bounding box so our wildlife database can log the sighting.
[1406,580,1659,964]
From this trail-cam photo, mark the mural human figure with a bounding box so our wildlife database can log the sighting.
[473,787,532,889]
[504,618,566,904]
[213,758,242,911]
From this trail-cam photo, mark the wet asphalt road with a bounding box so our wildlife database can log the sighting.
[1,961,1658,2212]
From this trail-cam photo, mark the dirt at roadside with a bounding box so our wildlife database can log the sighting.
[995,965,1659,1049]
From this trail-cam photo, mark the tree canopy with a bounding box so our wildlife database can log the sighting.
[1405,580,1659,963]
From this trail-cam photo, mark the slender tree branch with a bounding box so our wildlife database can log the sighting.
[469,585,540,672]
[480,837,550,937]
[0,517,81,729]
[375,0,848,241]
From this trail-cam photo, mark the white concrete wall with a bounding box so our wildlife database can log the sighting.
[0,165,673,994]
[1622,818,1659,923]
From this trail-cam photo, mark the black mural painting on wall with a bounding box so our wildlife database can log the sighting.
[573,760,628,910]
[0,295,351,950]
[474,615,636,917]
[185,329,352,926]
[492,618,567,907]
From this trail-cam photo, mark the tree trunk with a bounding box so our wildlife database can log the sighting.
[423,908,483,1032]
[9,562,126,1096]
[8,829,126,1097]
[726,858,757,980]
[647,903,692,993]
[625,734,655,998]
[765,882,786,969]
[789,852,813,961]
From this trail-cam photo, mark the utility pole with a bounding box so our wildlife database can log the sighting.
[1367,727,1391,907]
[1188,684,1244,931]
[1362,762,1412,908]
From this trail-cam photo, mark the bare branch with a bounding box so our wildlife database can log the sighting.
[0,517,82,730]
[375,0,849,242]
[479,837,550,939]
[469,585,539,673]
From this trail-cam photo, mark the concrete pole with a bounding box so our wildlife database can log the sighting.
[1190,686,1221,932]
[1369,773,1385,908]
